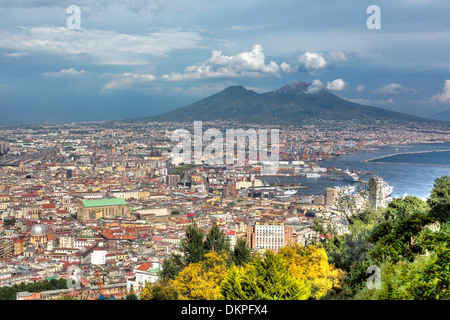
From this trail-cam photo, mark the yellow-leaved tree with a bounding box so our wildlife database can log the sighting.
[278,243,345,299]
[171,251,228,300]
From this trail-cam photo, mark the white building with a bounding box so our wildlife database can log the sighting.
[126,262,161,291]
[91,248,107,265]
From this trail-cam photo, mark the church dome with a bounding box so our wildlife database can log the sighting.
[31,223,47,236]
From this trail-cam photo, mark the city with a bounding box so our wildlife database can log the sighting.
[0,118,448,300]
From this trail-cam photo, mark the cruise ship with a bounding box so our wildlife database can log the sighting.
[343,168,359,182]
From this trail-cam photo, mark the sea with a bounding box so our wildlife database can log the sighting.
[259,142,450,199]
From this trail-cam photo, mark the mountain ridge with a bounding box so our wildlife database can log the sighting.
[138,81,445,125]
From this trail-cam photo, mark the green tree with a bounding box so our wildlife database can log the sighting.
[179,222,207,265]
[220,251,311,300]
[428,175,450,223]
[204,222,230,253]
[230,238,253,266]
[160,254,184,280]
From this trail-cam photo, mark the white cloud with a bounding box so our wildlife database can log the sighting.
[356,85,366,92]
[297,50,351,74]
[306,79,323,94]
[162,44,280,81]
[326,79,348,91]
[102,72,156,90]
[43,68,86,77]
[0,26,202,64]
[280,62,293,73]
[431,80,450,103]
[5,52,28,58]
[329,50,349,62]
[298,51,328,73]
[373,83,416,95]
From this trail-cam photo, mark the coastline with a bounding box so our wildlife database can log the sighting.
[362,149,450,166]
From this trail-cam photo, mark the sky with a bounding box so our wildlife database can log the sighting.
[0,0,450,124]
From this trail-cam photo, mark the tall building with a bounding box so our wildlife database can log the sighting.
[368,176,393,209]
[224,182,237,197]
[325,188,339,206]
[246,222,293,251]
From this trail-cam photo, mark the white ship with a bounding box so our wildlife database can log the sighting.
[305,172,321,178]
[284,189,298,195]
[343,168,359,182]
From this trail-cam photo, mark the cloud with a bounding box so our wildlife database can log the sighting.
[0,26,202,64]
[102,72,156,90]
[430,80,450,103]
[306,79,323,94]
[356,85,366,92]
[297,51,328,73]
[326,78,348,91]
[297,50,351,74]
[224,24,272,31]
[329,50,349,62]
[373,83,416,95]
[162,44,280,81]
[43,68,86,77]
[5,52,28,58]
[376,98,394,104]
[280,62,293,73]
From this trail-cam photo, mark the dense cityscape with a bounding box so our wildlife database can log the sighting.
[0,119,448,300]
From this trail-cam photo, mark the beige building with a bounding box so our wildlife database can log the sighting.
[77,198,132,222]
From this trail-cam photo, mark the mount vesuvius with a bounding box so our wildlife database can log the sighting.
[138,81,440,125]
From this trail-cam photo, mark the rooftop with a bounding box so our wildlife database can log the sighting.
[81,198,127,208]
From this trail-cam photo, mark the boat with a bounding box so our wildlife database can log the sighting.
[343,168,359,182]
[305,172,321,178]
[284,189,298,195]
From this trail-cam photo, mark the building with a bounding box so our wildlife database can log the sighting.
[368,176,392,209]
[325,188,339,206]
[246,222,293,251]
[77,198,132,222]
[126,262,161,291]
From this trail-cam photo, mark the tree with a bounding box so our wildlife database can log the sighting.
[367,211,434,264]
[428,175,450,223]
[140,279,179,300]
[220,251,311,300]
[204,222,230,253]
[179,222,207,265]
[278,244,344,299]
[230,238,252,266]
[172,251,228,300]
[160,254,184,280]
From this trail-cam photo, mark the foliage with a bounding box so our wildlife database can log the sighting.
[171,251,229,300]
[278,243,345,299]
[0,278,68,300]
[220,251,311,300]
[428,175,450,223]
[160,254,184,280]
[179,222,207,265]
[204,222,231,253]
[229,237,253,267]
[140,279,179,300]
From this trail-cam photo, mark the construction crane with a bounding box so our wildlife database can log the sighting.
[95,269,116,300]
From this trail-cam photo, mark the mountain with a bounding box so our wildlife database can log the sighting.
[429,109,450,122]
[141,81,441,125]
